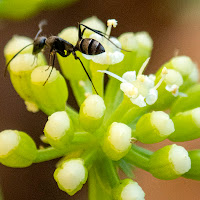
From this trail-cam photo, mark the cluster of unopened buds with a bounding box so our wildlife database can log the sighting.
[1,16,200,199]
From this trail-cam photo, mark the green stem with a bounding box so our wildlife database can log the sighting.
[104,78,122,121]
[91,66,105,98]
[88,164,112,200]
[70,79,92,106]
[65,105,81,130]
[121,105,150,125]
[124,145,152,171]
[34,147,66,163]
[82,148,98,168]
[34,132,96,163]
[104,96,132,127]
[131,144,153,158]
[102,155,120,188]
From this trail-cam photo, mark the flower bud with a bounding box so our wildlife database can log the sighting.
[153,68,183,110]
[169,108,200,142]
[163,56,198,91]
[80,16,106,38]
[58,27,90,81]
[9,53,39,111]
[54,158,88,196]
[44,111,74,149]
[113,179,145,200]
[0,130,37,167]
[183,150,200,180]
[170,83,200,116]
[134,32,153,72]
[134,111,174,143]
[149,144,191,180]
[31,66,68,115]
[79,95,106,132]
[4,35,33,63]
[102,122,132,161]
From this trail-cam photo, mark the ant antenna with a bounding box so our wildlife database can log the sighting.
[34,20,47,40]
[4,43,33,76]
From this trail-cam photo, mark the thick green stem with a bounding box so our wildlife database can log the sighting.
[124,145,152,171]
[104,78,122,121]
[34,132,96,163]
[88,164,112,200]
[102,155,120,188]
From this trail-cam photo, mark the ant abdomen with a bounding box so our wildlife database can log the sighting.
[76,38,105,55]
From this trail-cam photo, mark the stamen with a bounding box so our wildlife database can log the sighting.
[130,137,137,144]
[98,70,127,83]
[105,19,118,38]
[137,57,150,76]
[154,67,168,90]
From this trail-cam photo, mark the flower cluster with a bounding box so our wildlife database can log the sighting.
[1,16,200,200]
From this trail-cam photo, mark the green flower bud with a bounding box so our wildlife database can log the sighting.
[113,179,145,200]
[44,111,74,149]
[102,122,132,161]
[58,27,90,81]
[183,150,200,180]
[110,32,138,76]
[0,130,37,167]
[4,35,33,63]
[149,144,191,180]
[169,108,200,142]
[80,16,106,38]
[153,68,183,110]
[166,56,198,90]
[134,111,174,143]
[170,83,200,116]
[134,32,153,72]
[9,53,42,112]
[54,158,88,196]
[79,95,106,132]
[31,66,68,115]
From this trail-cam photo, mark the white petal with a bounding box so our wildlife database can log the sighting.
[122,71,136,82]
[130,95,146,107]
[98,70,127,83]
[120,82,138,98]
[146,88,158,105]
[149,74,156,81]
[165,84,179,97]
[143,76,155,88]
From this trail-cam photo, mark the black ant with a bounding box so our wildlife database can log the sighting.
[5,20,128,94]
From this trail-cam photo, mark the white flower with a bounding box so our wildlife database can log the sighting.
[82,19,124,65]
[98,58,167,107]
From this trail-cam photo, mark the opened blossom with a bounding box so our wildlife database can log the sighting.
[99,58,168,107]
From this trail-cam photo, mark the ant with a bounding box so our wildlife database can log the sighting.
[5,20,127,94]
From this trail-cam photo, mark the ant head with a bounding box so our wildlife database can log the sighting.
[33,36,47,55]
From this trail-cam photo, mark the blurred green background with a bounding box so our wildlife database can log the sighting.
[0,0,200,200]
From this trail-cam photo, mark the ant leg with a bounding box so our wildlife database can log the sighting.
[72,51,98,95]
[45,51,53,71]
[78,23,86,39]
[31,54,38,66]
[43,51,56,86]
